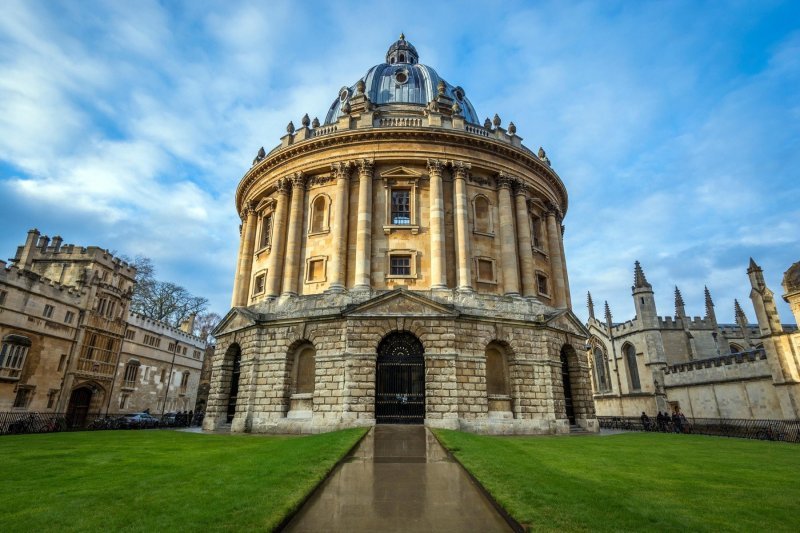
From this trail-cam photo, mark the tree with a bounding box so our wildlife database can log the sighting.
[193,312,222,344]
[126,255,209,327]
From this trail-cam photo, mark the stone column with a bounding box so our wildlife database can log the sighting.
[545,205,567,307]
[354,159,374,290]
[265,179,290,297]
[230,217,246,307]
[328,162,350,292]
[427,159,447,289]
[559,223,572,309]
[452,161,473,292]
[235,204,257,306]
[514,183,536,297]
[282,172,307,296]
[497,174,520,296]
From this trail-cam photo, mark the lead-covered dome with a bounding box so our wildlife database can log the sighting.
[324,35,480,125]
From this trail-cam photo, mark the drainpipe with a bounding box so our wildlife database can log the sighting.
[160,338,178,415]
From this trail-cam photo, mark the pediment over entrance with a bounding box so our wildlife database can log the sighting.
[545,309,591,338]
[343,289,459,318]
[212,307,259,337]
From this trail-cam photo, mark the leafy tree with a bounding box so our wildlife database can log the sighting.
[126,255,209,328]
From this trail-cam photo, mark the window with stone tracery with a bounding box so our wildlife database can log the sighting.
[623,343,641,391]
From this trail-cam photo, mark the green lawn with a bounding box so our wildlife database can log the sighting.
[433,430,799,532]
[0,428,367,532]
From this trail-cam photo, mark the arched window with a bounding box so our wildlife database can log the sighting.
[593,347,609,392]
[294,346,316,394]
[485,346,509,396]
[122,360,140,387]
[0,334,31,380]
[309,195,330,234]
[473,195,492,234]
[624,344,641,391]
[729,344,743,354]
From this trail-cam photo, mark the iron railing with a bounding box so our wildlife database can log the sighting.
[0,411,204,436]
[598,416,800,443]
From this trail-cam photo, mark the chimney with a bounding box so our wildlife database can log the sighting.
[37,234,50,250]
[17,229,40,269]
[51,235,63,253]
[180,314,196,334]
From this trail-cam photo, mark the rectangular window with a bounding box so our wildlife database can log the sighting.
[253,273,266,295]
[13,387,33,408]
[119,393,129,410]
[47,389,58,409]
[0,289,7,306]
[477,259,495,283]
[391,190,411,225]
[180,372,190,393]
[58,354,67,372]
[531,216,543,249]
[193,350,201,360]
[64,310,75,324]
[537,274,549,296]
[182,347,187,355]
[43,304,55,318]
[260,214,273,249]
[97,298,107,315]
[123,363,138,386]
[390,256,411,276]
[125,329,136,341]
[160,368,166,383]
[308,259,324,282]
[168,342,176,352]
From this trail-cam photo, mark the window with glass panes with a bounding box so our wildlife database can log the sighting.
[390,255,411,276]
[391,190,411,224]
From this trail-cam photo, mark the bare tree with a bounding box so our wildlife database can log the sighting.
[126,256,208,327]
[193,312,222,344]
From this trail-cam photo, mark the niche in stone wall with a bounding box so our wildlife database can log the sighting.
[287,343,315,419]
[486,342,513,418]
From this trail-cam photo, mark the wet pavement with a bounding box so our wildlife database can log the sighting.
[283,425,513,532]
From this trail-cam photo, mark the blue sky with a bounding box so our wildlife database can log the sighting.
[1,0,798,326]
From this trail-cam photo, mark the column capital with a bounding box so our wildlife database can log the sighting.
[513,180,529,197]
[290,171,306,188]
[544,200,562,220]
[451,160,471,180]
[427,158,444,176]
[496,172,516,190]
[275,178,291,195]
[331,161,351,180]
[241,201,257,218]
[357,159,374,176]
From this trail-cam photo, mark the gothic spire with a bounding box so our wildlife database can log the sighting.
[604,300,613,326]
[674,286,686,318]
[704,286,717,323]
[734,299,748,325]
[587,291,595,319]
[633,261,652,290]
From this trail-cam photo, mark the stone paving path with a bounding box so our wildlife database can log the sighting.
[282,425,513,532]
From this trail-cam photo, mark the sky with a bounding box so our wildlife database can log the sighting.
[1,0,798,326]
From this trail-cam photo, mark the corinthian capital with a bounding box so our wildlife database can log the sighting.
[275,178,290,195]
[451,160,471,180]
[496,172,515,190]
[357,159,374,177]
[513,180,528,197]
[290,172,306,188]
[331,161,351,180]
[426,158,444,176]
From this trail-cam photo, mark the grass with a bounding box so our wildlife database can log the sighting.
[0,427,367,532]
[433,430,800,532]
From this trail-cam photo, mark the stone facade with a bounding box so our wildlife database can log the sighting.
[206,36,597,435]
[586,260,800,420]
[0,230,206,424]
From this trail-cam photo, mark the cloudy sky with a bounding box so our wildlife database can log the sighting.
[1,0,798,325]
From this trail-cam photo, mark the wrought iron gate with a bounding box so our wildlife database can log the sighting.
[375,331,425,424]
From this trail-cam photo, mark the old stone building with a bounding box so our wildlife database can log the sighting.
[586,260,800,420]
[0,229,206,425]
[207,36,596,435]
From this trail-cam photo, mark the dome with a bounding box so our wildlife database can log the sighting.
[324,36,480,125]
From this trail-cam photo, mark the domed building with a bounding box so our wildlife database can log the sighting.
[205,36,597,435]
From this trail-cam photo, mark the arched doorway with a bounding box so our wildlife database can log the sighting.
[226,344,242,424]
[375,331,425,424]
[66,387,93,428]
[560,345,576,425]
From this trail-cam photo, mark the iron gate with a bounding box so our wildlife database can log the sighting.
[375,331,425,424]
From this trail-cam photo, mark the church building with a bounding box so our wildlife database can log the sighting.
[206,36,597,435]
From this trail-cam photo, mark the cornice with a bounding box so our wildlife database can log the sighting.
[236,127,569,215]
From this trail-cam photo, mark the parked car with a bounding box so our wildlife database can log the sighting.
[160,412,178,427]
[123,412,159,429]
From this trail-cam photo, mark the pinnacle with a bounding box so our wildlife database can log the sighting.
[734,299,747,322]
[674,286,685,317]
[704,286,714,308]
[587,291,595,319]
[633,261,651,289]
[604,300,613,324]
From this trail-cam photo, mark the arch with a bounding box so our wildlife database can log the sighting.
[486,341,513,417]
[292,343,316,394]
[560,344,577,424]
[66,381,106,428]
[224,343,242,424]
[729,343,744,354]
[308,193,331,234]
[622,342,641,391]
[375,331,425,424]
[472,194,493,235]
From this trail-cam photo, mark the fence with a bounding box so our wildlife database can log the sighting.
[598,416,800,443]
[0,411,204,436]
